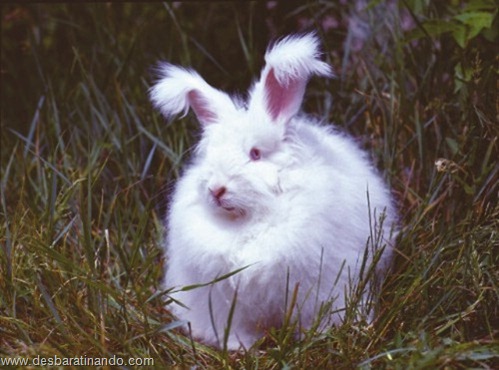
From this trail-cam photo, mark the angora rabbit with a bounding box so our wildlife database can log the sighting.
[150,33,397,350]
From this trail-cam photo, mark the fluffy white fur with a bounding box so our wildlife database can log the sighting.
[150,33,398,350]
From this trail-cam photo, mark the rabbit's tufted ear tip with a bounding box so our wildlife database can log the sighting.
[252,32,333,124]
[149,62,234,126]
[264,33,334,82]
[149,63,194,118]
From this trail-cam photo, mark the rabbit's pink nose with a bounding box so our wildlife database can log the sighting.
[210,186,227,201]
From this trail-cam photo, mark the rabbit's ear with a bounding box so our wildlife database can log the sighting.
[150,63,234,126]
[250,33,333,124]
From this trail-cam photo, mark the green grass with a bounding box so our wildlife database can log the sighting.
[1,2,498,369]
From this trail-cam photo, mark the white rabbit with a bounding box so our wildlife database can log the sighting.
[150,33,397,350]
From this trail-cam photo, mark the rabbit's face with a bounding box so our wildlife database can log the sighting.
[194,112,290,219]
[150,35,334,221]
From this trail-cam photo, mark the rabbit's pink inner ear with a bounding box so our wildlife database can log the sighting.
[188,90,217,125]
[264,68,303,123]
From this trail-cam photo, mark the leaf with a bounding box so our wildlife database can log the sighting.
[462,0,497,12]
[405,20,459,41]
[405,6,497,47]
[445,137,460,156]
[454,11,496,39]
[454,62,474,93]
[451,23,471,48]
[454,61,473,80]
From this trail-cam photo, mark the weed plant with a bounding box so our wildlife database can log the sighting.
[1,2,497,369]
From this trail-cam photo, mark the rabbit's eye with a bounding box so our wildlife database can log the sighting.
[249,148,261,161]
